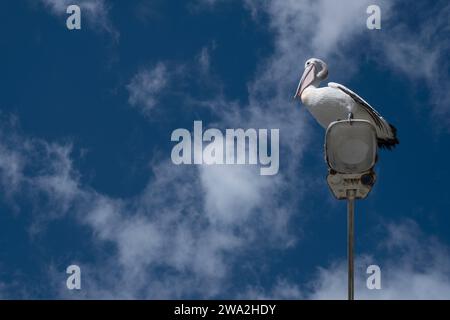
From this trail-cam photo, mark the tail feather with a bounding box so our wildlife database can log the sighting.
[377,123,399,150]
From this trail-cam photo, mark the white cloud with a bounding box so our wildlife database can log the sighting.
[0,122,273,297]
[126,44,219,117]
[200,165,273,225]
[0,118,79,212]
[197,45,213,74]
[1,106,309,298]
[127,63,169,116]
[0,141,24,195]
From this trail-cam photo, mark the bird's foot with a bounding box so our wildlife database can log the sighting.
[347,112,354,125]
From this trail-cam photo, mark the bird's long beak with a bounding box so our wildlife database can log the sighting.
[294,64,315,99]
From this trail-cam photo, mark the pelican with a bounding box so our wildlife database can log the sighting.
[294,58,399,149]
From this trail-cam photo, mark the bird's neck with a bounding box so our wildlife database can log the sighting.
[300,80,322,105]
[309,78,322,88]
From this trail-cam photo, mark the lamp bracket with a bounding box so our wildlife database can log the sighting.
[326,169,376,200]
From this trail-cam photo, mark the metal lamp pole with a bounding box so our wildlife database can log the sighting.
[325,119,378,301]
[347,189,356,300]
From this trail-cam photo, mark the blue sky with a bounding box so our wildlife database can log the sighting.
[0,0,450,299]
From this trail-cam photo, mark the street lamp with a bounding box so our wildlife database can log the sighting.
[325,119,378,300]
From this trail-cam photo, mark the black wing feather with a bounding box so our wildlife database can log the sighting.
[328,82,399,150]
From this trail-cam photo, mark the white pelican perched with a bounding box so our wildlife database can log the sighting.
[294,58,399,149]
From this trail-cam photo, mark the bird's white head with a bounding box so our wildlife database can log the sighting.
[294,58,328,99]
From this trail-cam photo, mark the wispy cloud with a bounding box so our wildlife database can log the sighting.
[0,115,297,298]
[126,43,219,118]
[126,63,169,117]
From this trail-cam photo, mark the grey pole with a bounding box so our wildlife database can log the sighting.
[347,189,356,300]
